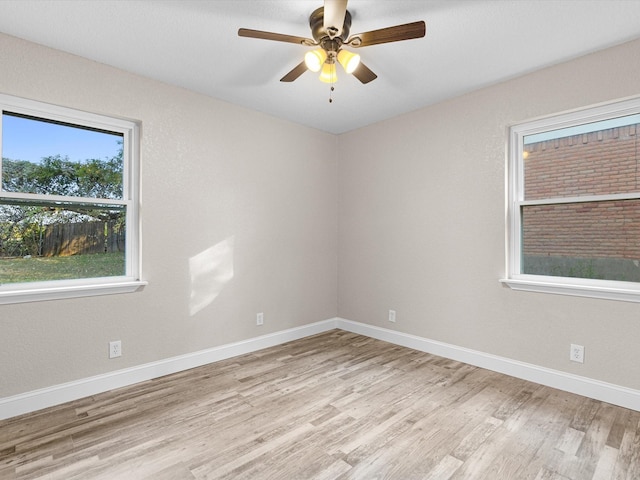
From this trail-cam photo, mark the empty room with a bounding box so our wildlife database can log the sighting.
[2,1,640,478]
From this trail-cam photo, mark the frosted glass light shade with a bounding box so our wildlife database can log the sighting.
[337,49,360,74]
[319,63,337,83]
[304,49,327,72]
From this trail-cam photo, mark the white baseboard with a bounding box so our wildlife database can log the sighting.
[3,317,639,420]
[0,318,339,420]
[335,318,640,412]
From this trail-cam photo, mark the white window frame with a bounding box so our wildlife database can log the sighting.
[0,94,146,304]
[501,96,640,303]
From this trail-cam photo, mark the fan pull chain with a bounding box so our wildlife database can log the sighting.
[329,66,336,103]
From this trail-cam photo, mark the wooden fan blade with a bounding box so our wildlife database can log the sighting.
[351,61,377,84]
[347,21,426,48]
[324,0,348,37]
[238,28,314,46]
[280,61,308,82]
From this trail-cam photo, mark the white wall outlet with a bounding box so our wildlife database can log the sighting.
[570,344,584,363]
[256,312,264,326]
[389,309,396,323]
[109,340,122,359]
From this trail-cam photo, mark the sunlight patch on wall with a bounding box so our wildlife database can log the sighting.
[189,236,234,316]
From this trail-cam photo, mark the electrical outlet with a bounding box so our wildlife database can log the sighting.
[389,309,396,323]
[570,344,584,363]
[256,312,264,326]
[109,340,122,359]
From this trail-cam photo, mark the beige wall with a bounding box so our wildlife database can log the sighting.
[2,31,640,401]
[338,37,640,390]
[0,33,338,397]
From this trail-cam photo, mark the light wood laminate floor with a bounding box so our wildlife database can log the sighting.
[1,330,639,479]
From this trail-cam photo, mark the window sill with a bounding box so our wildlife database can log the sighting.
[500,276,640,303]
[0,280,148,304]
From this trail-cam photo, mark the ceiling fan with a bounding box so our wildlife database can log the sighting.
[238,0,426,85]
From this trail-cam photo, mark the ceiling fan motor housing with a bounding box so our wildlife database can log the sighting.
[310,7,352,44]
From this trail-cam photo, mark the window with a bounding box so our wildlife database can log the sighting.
[0,94,145,304]
[502,97,640,302]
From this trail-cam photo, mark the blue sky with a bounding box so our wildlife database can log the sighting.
[2,113,122,163]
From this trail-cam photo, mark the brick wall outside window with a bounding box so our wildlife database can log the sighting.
[522,124,640,280]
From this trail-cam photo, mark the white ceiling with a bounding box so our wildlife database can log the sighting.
[0,0,640,134]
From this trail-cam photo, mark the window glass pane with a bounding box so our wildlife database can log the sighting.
[1,112,123,199]
[521,199,640,282]
[523,115,640,200]
[0,201,126,284]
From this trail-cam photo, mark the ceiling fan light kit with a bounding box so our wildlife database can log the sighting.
[319,62,338,84]
[238,0,426,94]
[337,49,360,74]
[304,48,328,72]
